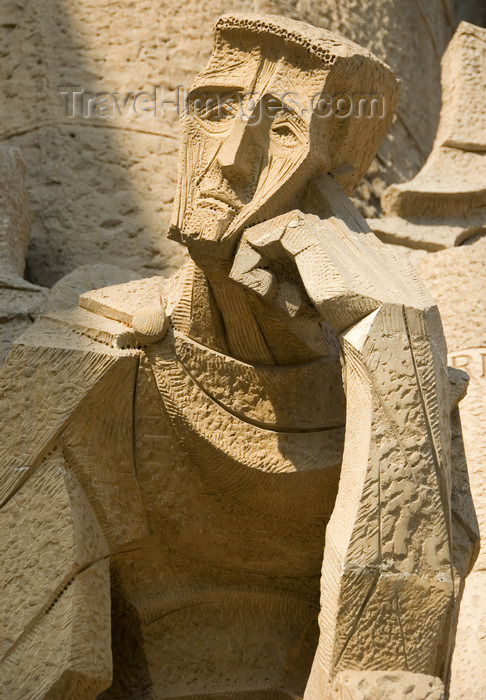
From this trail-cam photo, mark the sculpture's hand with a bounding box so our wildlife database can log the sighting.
[230,209,431,334]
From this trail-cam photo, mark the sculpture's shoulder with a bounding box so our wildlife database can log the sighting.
[79,275,163,331]
[49,274,170,351]
[0,275,172,487]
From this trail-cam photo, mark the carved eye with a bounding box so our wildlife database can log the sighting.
[189,93,239,124]
[208,100,238,122]
[271,121,300,146]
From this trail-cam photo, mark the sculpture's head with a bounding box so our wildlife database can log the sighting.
[169,13,399,262]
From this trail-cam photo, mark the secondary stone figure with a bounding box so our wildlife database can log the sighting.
[0,14,478,699]
[0,146,47,363]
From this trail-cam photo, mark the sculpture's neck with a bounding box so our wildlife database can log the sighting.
[187,261,325,366]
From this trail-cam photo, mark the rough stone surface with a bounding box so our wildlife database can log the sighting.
[368,21,486,255]
[364,23,486,694]
[262,0,456,217]
[0,287,47,365]
[0,147,32,283]
[330,670,445,699]
[368,212,486,252]
[0,0,256,287]
[43,263,142,314]
[382,22,486,219]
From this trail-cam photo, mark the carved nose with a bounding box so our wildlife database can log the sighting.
[217,117,254,180]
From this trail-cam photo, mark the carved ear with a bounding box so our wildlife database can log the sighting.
[448,366,469,409]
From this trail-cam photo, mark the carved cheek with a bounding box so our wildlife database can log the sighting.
[182,120,227,184]
[261,142,308,191]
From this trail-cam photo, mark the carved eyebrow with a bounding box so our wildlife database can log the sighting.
[263,92,302,119]
[268,94,297,113]
[189,84,245,95]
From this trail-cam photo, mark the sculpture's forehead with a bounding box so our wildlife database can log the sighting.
[192,37,328,99]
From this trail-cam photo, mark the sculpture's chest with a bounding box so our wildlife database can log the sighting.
[109,331,346,697]
[134,329,345,577]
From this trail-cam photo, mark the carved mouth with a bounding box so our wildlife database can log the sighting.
[198,190,241,213]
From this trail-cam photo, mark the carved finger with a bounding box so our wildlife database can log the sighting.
[230,237,279,302]
[232,221,317,320]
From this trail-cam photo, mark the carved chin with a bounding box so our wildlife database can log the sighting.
[182,199,238,243]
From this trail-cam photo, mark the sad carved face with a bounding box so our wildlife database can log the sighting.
[169,32,333,262]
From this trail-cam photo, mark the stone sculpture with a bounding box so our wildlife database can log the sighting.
[0,14,478,700]
[419,237,486,700]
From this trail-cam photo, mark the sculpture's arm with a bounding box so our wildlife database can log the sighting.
[0,314,142,699]
[231,206,472,698]
[307,303,454,699]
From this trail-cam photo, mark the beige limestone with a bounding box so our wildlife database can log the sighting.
[330,670,446,699]
[42,263,142,315]
[365,21,486,696]
[0,0,254,287]
[0,147,32,285]
[0,14,478,699]
[0,451,112,699]
[368,213,486,252]
[261,0,456,217]
[371,22,486,251]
